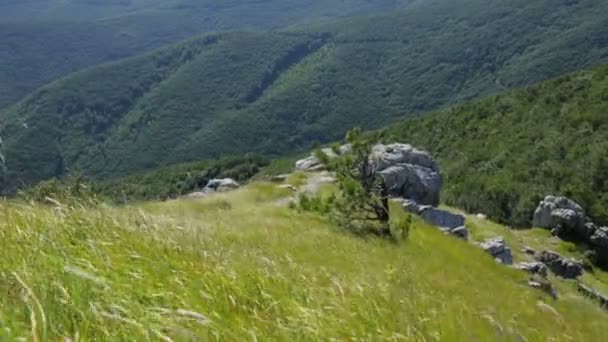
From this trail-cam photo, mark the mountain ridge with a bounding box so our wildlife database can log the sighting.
[3,0,608,192]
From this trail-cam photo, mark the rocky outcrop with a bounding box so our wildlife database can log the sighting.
[479,237,513,265]
[532,195,608,269]
[296,143,441,205]
[401,199,468,240]
[532,196,586,237]
[516,262,548,277]
[535,250,583,279]
[372,144,441,206]
[205,178,240,192]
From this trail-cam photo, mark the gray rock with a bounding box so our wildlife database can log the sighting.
[590,227,608,249]
[370,143,439,172]
[533,196,586,237]
[480,237,513,265]
[401,199,421,214]
[204,178,240,192]
[419,207,465,230]
[295,147,342,171]
[451,226,470,240]
[535,250,583,279]
[516,262,548,277]
[295,155,324,172]
[379,164,441,206]
[295,143,441,205]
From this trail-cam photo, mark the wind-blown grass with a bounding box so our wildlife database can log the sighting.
[1,182,607,340]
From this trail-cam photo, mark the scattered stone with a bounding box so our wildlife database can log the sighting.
[204,178,240,192]
[577,283,608,310]
[480,237,513,265]
[476,213,487,220]
[516,262,548,277]
[270,174,289,183]
[535,250,583,279]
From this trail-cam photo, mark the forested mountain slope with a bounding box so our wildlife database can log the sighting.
[0,0,417,108]
[2,0,608,192]
[382,63,608,228]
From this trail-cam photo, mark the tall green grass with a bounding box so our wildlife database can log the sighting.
[1,183,607,340]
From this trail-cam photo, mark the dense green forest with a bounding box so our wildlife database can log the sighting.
[2,0,608,192]
[0,0,417,108]
[382,63,608,228]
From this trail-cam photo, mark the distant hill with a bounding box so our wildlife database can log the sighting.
[382,63,608,228]
[0,0,417,108]
[2,0,608,192]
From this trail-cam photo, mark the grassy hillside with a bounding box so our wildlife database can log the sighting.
[1,179,607,340]
[382,63,608,227]
[0,0,416,108]
[2,0,608,192]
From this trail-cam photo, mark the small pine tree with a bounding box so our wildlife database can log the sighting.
[319,128,392,237]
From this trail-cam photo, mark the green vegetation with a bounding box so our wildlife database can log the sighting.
[1,181,608,340]
[0,0,417,109]
[4,0,608,192]
[382,63,608,228]
[316,129,394,237]
[94,155,269,202]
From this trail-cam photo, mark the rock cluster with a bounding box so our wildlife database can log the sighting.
[535,250,584,279]
[479,237,513,265]
[533,195,608,267]
[295,143,441,206]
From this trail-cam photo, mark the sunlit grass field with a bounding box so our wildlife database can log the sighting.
[1,181,607,340]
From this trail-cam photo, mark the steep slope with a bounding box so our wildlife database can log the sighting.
[1,181,607,340]
[0,0,417,109]
[382,63,608,228]
[3,0,608,191]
